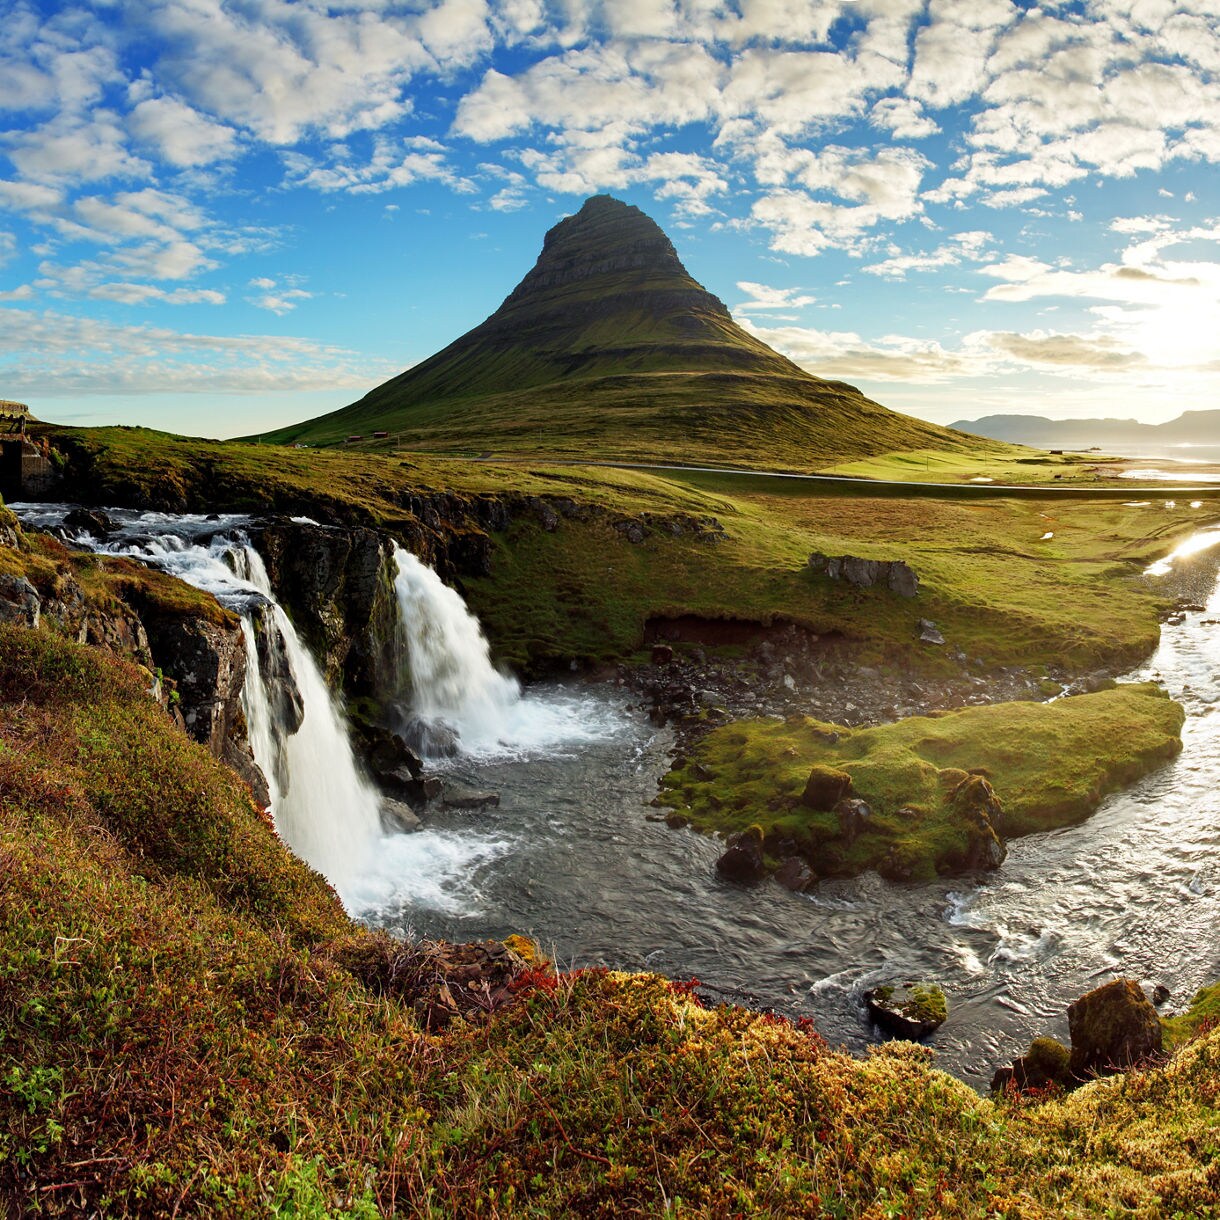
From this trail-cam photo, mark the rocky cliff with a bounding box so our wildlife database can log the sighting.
[0,504,266,803]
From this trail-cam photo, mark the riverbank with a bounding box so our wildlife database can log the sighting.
[4,619,1220,1216]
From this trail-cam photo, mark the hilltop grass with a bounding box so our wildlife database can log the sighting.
[659,684,1184,881]
[33,423,1218,677]
[3,623,1220,1216]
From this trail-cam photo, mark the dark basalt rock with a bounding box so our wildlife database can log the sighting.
[834,797,871,846]
[63,506,115,537]
[381,798,422,834]
[1067,978,1162,1079]
[716,826,766,883]
[774,857,815,892]
[947,774,1007,871]
[441,788,501,811]
[400,717,460,759]
[864,982,948,1040]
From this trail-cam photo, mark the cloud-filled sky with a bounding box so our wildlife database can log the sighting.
[1,0,1218,438]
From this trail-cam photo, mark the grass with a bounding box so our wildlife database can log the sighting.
[32,422,1217,683]
[659,684,1185,881]
[2,623,1219,1215]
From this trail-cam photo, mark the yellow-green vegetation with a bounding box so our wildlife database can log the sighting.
[660,684,1185,880]
[1164,981,1220,1049]
[255,196,995,473]
[36,421,1216,678]
[2,624,1219,1216]
[0,510,232,629]
[820,447,1121,485]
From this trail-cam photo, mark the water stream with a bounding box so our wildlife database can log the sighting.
[14,503,1220,1087]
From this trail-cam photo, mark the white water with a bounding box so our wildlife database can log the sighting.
[230,546,384,901]
[390,544,618,758]
[14,506,509,913]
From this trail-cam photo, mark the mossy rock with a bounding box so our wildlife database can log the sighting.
[801,764,852,811]
[991,1036,1072,1095]
[865,982,948,1040]
[1068,978,1162,1079]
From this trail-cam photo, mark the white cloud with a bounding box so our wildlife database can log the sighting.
[735,280,815,310]
[0,307,377,395]
[246,276,312,315]
[128,95,239,166]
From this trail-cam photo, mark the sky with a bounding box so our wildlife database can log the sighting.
[1,0,1219,439]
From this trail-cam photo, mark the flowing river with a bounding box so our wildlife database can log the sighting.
[15,503,1220,1088]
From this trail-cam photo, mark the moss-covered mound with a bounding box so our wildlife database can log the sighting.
[1,626,1219,1215]
[660,683,1184,881]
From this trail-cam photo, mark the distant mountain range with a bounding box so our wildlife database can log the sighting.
[261,195,1000,470]
[951,411,1220,451]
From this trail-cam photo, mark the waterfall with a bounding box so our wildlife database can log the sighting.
[390,544,617,758]
[391,546,523,754]
[230,546,384,901]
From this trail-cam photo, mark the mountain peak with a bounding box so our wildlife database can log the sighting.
[494,193,728,321]
[261,197,970,470]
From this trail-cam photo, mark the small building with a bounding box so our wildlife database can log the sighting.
[373,430,388,439]
[0,401,56,500]
[345,434,364,443]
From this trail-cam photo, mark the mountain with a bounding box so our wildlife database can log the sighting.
[261,196,988,469]
[951,411,1220,452]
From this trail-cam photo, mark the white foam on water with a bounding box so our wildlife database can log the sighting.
[390,544,625,759]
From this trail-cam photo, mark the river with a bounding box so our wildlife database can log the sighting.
[15,502,1220,1089]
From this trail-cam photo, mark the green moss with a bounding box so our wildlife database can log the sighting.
[659,684,1185,880]
[1,623,1219,1215]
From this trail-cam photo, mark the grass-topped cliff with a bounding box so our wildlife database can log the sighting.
[3,622,1220,1216]
[255,196,1007,471]
[35,424,1213,683]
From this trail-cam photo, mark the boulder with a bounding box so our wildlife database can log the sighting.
[650,643,674,665]
[834,797,871,846]
[716,826,766,883]
[948,774,1007,870]
[63,507,115,537]
[401,716,460,759]
[0,573,40,628]
[441,788,500,811]
[864,982,948,1040]
[381,798,423,834]
[774,857,815,892]
[917,619,945,646]
[801,764,852,811]
[807,552,919,597]
[1067,978,1162,1079]
[990,1036,1072,1095]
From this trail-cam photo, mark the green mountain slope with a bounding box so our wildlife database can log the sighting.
[261,195,995,469]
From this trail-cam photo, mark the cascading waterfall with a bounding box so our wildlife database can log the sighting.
[229,545,384,901]
[390,544,616,758]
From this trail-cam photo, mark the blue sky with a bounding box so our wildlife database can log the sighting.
[1,0,1218,439]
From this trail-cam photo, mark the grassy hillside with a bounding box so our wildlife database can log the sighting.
[3,623,1220,1216]
[38,424,1215,680]
[257,196,1003,471]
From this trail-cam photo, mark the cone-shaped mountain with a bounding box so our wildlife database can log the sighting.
[265,195,976,468]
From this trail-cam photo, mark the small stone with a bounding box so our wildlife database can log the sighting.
[917,619,945,646]
[1152,983,1171,1006]
[865,982,948,1040]
[715,826,765,883]
[651,643,674,664]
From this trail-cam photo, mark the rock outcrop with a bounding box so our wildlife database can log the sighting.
[808,552,920,597]
[1067,978,1162,1079]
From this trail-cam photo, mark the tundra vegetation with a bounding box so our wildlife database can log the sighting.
[2,623,1219,1217]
